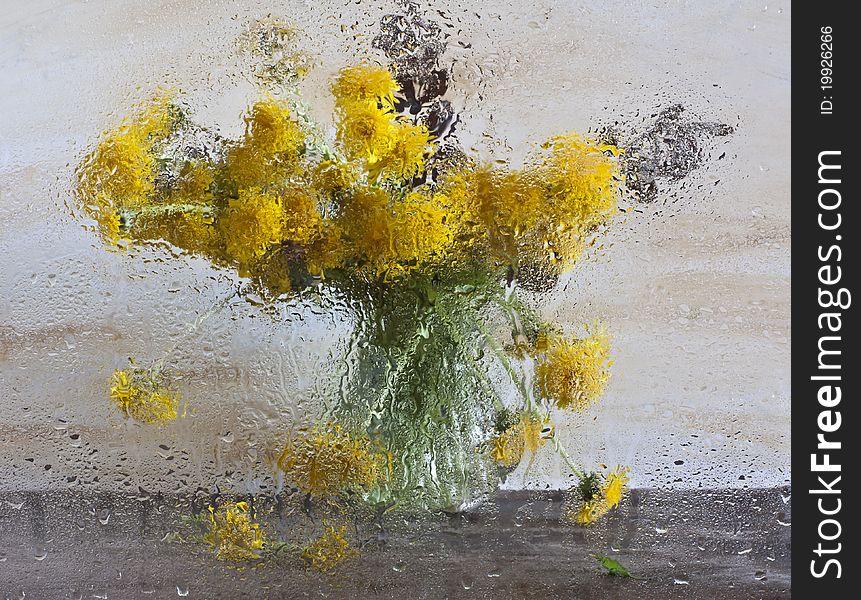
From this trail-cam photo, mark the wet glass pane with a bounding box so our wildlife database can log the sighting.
[1,1,789,597]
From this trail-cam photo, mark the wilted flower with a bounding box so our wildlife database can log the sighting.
[109,367,178,425]
[277,424,389,497]
[568,467,630,526]
[301,523,357,573]
[535,326,612,411]
[204,501,265,561]
[490,414,551,467]
[238,18,311,86]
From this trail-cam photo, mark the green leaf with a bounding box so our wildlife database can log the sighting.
[267,540,298,555]
[592,553,641,579]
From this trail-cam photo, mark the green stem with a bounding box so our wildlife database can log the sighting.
[549,433,585,479]
[285,89,340,162]
[379,323,425,411]
[473,319,532,412]
[120,203,213,220]
[432,301,504,414]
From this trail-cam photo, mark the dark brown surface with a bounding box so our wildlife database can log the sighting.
[0,487,790,599]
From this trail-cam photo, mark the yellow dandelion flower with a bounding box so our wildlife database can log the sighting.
[523,415,552,455]
[242,98,304,156]
[567,467,630,526]
[170,161,216,205]
[601,466,630,510]
[338,189,456,278]
[301,523,357,573]
[311,159,359,195]
[490,415,551,467]
[109,368,178,425]
[539,133,619,237]
[332,64,399,108]
[535,326,611,411]
[77,95,173,243]
[336,185,390,266]
[484,170,545,240]
[527,152,616,267]
[281,186,324,247]
[205,501,265,561]
[434,135,618,270]
[384,192,454,274]
[277,424,388,497]
[129,208,220,257]
[91,203,126,246]
[165,210,220,255]
[336,101,395,162]
[371,121,434,181]
[77,95,172,206]
[303,221,348,277]
[218,187,283,267]
[440,166,544,259]
[491,424,525,467]
[109,370,135,406]
[226,99,304,188]
[571,499,607,526]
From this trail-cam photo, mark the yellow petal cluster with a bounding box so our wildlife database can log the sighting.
[368,122,433,181]
[226,99,305,188]
[277,424,389,497]
[331,64,399,108]
[204,501,265,561]
[109,368,178,425]
[535,326,612,411]
[76,95,173,243]
[338,188,455,277]
[333,65,434,182]
[570,467,630,526]
[490,415,551,467]
[301,523,357,573]
[219,188,284,267]
[439,135,619,268]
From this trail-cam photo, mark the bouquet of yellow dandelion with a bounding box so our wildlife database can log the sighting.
[76,16,628,533]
